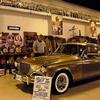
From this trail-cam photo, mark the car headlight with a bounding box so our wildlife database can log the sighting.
[41,66,47,73]
[14,62,20,69]
[31,65,47,75]
[31,66,36,72]
[15,61,18,67]
[31,65,41,72]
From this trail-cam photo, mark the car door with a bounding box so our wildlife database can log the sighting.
[82,44,100,79]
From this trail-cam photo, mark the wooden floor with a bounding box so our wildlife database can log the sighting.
[0,75,100,100]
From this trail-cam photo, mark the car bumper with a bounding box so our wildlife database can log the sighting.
[13,71,34,85]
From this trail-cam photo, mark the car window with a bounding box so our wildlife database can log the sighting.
[87,46,98,53]
[55,44,85,56]
[86,45,98,58]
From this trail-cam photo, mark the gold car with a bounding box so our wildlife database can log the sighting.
[14,43,100,94]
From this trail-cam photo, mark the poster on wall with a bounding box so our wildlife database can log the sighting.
[52,15,63,35]
[68,25,80,37]
[13,33,23,46]
[90,21,97,38]
[33,76,52,100]
[6,34,15,46]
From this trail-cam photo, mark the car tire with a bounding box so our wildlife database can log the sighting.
[52,71,71,95]
[23,82,28,86]
[23,82,33,87]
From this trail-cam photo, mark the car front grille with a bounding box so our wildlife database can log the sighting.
[19,63,30,75]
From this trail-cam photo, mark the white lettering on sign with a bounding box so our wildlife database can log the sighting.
[32,76,52,100]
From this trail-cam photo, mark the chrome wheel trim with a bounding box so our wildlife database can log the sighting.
[55,73,69,93]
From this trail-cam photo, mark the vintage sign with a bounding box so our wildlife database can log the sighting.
[8,26,20,31]
[33,76,52,100]
[14,34,22,46]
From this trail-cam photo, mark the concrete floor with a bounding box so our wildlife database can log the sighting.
[0,75,100,100]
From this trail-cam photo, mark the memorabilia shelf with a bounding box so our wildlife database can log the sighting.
[0,0,100,22]
[0,5,51,16]
[63,16,90,23]
[0,5,91,23]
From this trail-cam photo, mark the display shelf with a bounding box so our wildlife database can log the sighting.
[0,5,51,16]
[1,32,9,44]
[24,32,37,55]
[63,16,90,23]
[0,5,90,23]
[1,5,100,25]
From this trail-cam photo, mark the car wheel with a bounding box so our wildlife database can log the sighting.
[23,82,28,86]
[52,71,70,95]
[23,82,32,87]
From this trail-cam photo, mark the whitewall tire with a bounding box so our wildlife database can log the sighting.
[52,71,70,94]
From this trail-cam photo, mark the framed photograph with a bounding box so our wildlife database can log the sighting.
[8,26,21,31]
[52,15,63,35]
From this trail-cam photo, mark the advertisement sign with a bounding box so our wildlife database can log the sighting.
[33,76,52,100]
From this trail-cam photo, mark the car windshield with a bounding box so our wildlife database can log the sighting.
[54,44,85,56]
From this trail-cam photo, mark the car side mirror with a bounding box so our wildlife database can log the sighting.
[82,54,88,59]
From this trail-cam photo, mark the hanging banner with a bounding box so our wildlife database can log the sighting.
[33,76,52,100]
[52,15,63,35]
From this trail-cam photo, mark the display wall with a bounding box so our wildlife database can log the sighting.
[63,19,86,40]
[0,0,100,40]
[0,10,49,39]
[32,0,100,17]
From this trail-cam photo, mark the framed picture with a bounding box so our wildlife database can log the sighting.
[52,15,63,35]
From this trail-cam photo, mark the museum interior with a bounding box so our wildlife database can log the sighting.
[0,0,100,100]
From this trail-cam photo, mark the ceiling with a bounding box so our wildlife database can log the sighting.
[63,0,100,11]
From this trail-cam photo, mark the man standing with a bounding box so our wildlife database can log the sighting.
[33,35,46,57]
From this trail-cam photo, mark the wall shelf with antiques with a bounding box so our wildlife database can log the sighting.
[24,32,38,54]
[0,31,66,67]
[0,32,28,66]
[0,0,100,23]
[63,16,90,23]
[0,5,51,16]
[0,5,91,24]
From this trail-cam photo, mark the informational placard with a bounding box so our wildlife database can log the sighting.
[33,76,52,100]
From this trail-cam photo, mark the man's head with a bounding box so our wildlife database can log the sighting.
[38,35,43,42]
[55,16,59,22]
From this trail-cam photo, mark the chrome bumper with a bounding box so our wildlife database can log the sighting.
[13,71,34,85]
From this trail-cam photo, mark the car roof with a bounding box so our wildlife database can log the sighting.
[63,42,98,46]
[67,36,97,44]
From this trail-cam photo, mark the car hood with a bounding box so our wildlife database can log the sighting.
[21,54,80,67]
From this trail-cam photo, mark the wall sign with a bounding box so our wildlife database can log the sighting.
[8,26,21,31]
[33,76,52,100]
